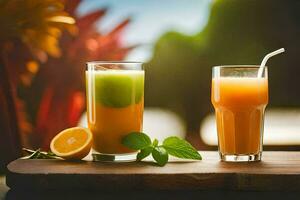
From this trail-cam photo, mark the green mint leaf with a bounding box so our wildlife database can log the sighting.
[122,132,152,150]
[152,139,159,147]
[28,149,41,159]
[47,151,56,156]
[137,146,153,161]
[163,136,202,160]
[23,148,60,159]
[152,146,169,166]
[23,148,35,154]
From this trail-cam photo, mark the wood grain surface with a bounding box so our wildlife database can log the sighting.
[6,151,300,191]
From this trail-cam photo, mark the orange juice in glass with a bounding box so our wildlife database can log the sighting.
[211,66,268,162]
[86,62,144,161]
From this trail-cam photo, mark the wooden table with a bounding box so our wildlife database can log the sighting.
[6,151,300,192]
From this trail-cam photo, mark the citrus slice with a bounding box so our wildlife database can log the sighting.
[50,127,93,160]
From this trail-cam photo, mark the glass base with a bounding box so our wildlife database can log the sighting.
[219,152,261,162]
[92,152,137,162]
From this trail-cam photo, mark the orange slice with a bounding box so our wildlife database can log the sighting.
[50,127,93,160]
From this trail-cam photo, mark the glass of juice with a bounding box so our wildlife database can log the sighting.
[86,61,144,161]
[211,66,268,162]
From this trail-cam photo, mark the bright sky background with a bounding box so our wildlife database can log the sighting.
[78,0,212,61]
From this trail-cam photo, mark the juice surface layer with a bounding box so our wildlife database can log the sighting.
[212,77,268,108]
[88,70,144,108]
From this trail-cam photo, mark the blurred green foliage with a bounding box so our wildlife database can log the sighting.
[146,0,300,132]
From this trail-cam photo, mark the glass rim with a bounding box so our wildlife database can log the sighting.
[213,65,268,69]
[86,61,143,65]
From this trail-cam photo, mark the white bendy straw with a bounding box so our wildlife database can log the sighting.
[257,48,285,77]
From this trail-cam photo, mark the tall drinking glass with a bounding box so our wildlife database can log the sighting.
[211,66,268,162]
[86,62,144,161]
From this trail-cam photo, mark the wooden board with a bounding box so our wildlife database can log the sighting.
[6,151,300,191]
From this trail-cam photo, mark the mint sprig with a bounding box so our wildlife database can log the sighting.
[23,148,60,159]
[122,132,202,166]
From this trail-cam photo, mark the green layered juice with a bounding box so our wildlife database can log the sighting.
[86,70,144,154]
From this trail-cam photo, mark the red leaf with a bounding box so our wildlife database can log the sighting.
[107,18,131,38]
[64,0,81,15]
[36,88,53,130]
[77,9,107,30]
[68,92,85,125]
